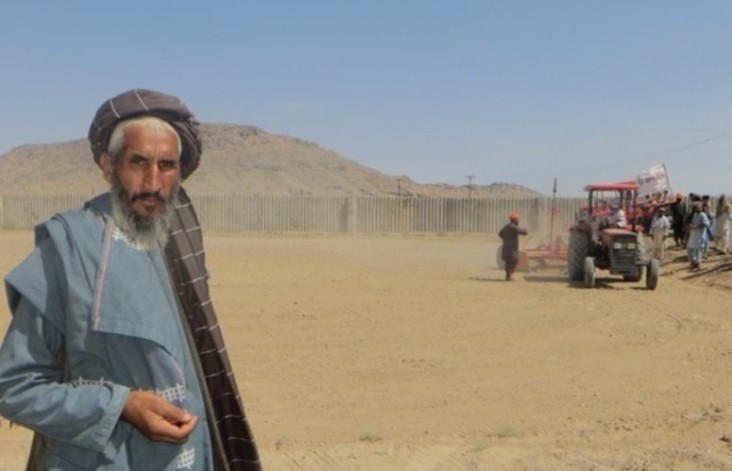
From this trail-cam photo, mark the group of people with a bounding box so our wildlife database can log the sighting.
[629,190,732,267]
[498,190,732,279]
[664,192,731,268]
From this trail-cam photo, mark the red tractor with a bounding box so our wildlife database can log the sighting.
[567,182,659,290]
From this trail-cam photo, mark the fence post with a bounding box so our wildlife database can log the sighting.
[349,196,357,233]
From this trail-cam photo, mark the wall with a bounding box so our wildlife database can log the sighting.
[0,194,586,235]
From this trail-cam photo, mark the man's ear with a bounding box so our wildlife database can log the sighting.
[99,153,114,183]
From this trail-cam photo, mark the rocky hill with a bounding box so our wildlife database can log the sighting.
[0,123,542,198]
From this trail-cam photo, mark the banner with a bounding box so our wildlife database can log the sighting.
[636,164,671,196]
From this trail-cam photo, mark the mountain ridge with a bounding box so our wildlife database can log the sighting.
[0,123,542,198]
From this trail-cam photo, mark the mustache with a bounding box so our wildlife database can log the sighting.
[130,191,165,203]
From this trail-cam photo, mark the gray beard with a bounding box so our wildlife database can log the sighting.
[110,177,178,251]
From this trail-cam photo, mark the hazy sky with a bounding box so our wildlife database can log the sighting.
[1,1,730,196]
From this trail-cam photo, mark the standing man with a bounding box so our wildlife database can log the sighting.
[687,202,710,269]
[0,89,261,470]
[650,207,671,260]
[669,193,686,248]
[701,201,714,260]
[712,194,731,255]
[498,212,528,281]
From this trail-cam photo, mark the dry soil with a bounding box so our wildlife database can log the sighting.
[0,231,731,470]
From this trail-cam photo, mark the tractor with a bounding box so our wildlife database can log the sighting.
[567,181,659,290]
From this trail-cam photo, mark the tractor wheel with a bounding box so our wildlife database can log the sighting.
[496,245,505,269]
[583,256,595,288]
[567,230,589,281]
[646,258,659,291]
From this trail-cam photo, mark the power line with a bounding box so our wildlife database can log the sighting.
[647,129,732,159]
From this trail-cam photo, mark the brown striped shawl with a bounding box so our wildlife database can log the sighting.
[166,188,262,471]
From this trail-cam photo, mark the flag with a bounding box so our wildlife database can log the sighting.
[636,164,671,196]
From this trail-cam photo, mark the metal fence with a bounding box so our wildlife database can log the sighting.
[0,194,586,235]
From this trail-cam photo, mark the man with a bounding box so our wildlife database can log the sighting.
[687,202,710,269]
[712,194,730,255]
[603,203,627,229]
[650,207,671,260]
[498,212,528,281]
[0,89,261,470]
[669,193,686,248]
[683,193,702,247]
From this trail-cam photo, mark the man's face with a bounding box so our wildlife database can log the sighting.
[101,125,181,223]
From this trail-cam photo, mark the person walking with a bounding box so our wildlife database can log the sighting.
[0,89,262,470]
[498,212,528,281]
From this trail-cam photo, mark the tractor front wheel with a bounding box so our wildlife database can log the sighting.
[646,259,659,290]
[583,256,595,288]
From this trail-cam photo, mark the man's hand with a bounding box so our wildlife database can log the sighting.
[122,390,198,444]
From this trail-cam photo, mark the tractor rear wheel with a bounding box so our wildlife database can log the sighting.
[646,258,659,290]
[583,256,595,288]
[567,230,589,281]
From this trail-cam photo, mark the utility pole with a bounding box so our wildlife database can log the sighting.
[466,174,475,199]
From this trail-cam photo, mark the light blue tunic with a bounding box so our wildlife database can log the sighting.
[0,194,213,470]
[687,212,710,250]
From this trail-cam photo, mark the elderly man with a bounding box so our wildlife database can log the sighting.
[0,90,261,470]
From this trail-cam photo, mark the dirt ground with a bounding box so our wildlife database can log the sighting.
[0,230,731,470]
